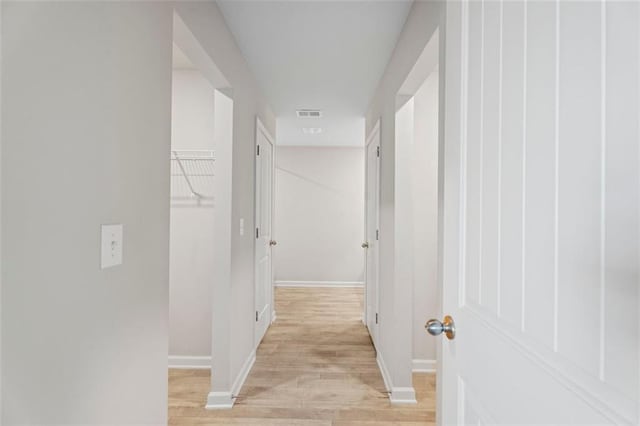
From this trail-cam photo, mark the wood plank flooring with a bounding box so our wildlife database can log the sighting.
[169,287,436,425]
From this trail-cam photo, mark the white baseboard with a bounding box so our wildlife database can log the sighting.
[206,349,256,410]
[390,387,418,404]
[231,349,256,397]
[376,353,393,393]
[412,359,436,373]
[168,355,211,370]
[205,391,234,409]
[275,280,364,288]
[376,353,417,405]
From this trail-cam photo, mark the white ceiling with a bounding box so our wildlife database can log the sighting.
[217,0,412,146]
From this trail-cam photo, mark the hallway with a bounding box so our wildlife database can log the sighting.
[169,287,435,425]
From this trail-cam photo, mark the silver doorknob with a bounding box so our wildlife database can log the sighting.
[269,240,277,246]
[425,315,456,340]
[361,242,369,249]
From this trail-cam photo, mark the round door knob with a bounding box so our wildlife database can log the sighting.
[269,240,277,246]
[361,242,369,249]
[425,315,456,340]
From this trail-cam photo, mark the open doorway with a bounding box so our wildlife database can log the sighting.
[168,43,216,370]
[395,62,440,375]
[167,11,236,410]
[369,26,440,408]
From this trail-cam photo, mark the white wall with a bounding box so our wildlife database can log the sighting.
[1,1,275,422]
[171,70,216,152]
[169,70,215,360]
[274,147,364,285]
[0,1,4,419]
[2,2,173,423]
[412,70,439,370]
[364,0,445,401]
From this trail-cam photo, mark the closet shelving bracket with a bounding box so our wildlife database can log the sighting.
[170,150,215,200]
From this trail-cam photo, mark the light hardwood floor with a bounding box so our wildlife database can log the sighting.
[169,287,436,425]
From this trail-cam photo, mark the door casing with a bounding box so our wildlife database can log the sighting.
[254,118,275,347]
[364,120,381,347]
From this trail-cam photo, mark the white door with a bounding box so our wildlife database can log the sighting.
[255,119,275,347]
[438,1,639,424]
[364,122,381,347]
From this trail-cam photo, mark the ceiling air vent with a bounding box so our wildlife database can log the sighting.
[302,127,323,135]
[296,109,322,119]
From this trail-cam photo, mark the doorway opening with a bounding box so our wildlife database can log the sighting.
[168,11,235,409]
[168,43,216,370]
[388,26,441,406]
[396,64,440,375]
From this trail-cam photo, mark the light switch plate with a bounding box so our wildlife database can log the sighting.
[101,224,123,269]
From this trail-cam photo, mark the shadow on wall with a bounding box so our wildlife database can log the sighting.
[277,166,345,195]
[274,147,365,285]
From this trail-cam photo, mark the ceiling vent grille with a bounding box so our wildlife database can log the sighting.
[296,109,322,118]
[302,127,323,135]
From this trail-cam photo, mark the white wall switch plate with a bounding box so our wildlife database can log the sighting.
[240,218,245,236]
[101,224,123,269]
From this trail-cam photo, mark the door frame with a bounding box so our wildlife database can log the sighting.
[364,119,381,345]
[254,117,276,347]
[172,9,240,409]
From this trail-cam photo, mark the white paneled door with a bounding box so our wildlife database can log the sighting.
[439,1,639,424]
[365,122,381,347]
[255,119,275,347]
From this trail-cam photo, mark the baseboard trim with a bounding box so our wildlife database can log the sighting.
[275,280,364,288]
[390,387,418,405]
[169,355,211,370]
[412,359,436,373]
[205,391,234,409]
[205,349,256,410]
[231,349,256,397]
[376,353,393,393]
[376,353,417,405]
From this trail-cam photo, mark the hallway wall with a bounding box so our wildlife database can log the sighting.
[364,0,445,401]
[274,147,364,286]
[2,2,173,423]
[1,1,275,423]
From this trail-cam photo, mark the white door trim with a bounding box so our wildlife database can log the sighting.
[366,120,381,147]
[364,119,381,346]
[254,117,275,348]
[363,120,380,326]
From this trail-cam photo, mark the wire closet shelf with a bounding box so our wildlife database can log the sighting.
[170,150,215,203]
